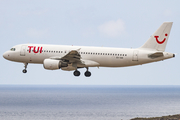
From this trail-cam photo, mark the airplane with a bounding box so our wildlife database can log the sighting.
[3,22,175,77]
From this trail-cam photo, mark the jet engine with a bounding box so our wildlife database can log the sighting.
[43,59,68,70]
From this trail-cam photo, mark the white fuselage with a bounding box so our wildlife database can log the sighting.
[3,44,174,69]
[2,22,175,77]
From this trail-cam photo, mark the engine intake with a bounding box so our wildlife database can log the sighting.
[43,59,68,70]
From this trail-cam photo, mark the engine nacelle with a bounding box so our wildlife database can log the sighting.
[43,59,68,70]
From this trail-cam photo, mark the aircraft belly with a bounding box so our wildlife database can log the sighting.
[84,56,132,67]
[26,54,45,63]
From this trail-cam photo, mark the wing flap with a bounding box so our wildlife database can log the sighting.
[80,59,100,67]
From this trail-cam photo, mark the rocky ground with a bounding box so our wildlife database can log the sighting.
[131,114,180,120]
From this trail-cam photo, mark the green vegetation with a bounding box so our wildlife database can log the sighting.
[131,114,180,120]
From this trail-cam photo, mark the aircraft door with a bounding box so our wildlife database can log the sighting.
[20,45,26,56]
[132,50,138,61]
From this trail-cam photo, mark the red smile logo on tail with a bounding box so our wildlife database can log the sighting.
[154,33,168,44]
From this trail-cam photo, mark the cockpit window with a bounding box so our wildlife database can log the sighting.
[10,48,16,51]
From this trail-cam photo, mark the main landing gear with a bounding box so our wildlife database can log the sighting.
[74,70,80,76]
[22,63,28,73]
[73,67,91,77]
[84,67,91,77]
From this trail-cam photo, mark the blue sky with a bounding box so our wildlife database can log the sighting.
[0,0,179,85]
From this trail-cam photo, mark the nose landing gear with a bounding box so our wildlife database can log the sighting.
[22,69,27,73]
[22,63,28,73]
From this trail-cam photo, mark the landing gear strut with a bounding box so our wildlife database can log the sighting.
[73,70,80,76]
[22,63,28,73]
[84,67,91,77]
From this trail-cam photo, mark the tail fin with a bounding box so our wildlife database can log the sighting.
[140,22,173,51]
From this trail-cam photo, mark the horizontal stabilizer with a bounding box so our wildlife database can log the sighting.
[148,52,163,59]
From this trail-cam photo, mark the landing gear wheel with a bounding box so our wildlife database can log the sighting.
[84,71,91,77]
[73,70,80,76]
[22,63,28,73]
[22,69,27,73]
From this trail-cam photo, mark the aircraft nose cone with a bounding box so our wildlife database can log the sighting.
[3,52,8,59]
[3,53,6,59]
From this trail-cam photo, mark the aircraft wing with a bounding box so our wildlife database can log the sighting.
[50,49,81,63]
[50,49,100,67]
[61,50,81,63]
